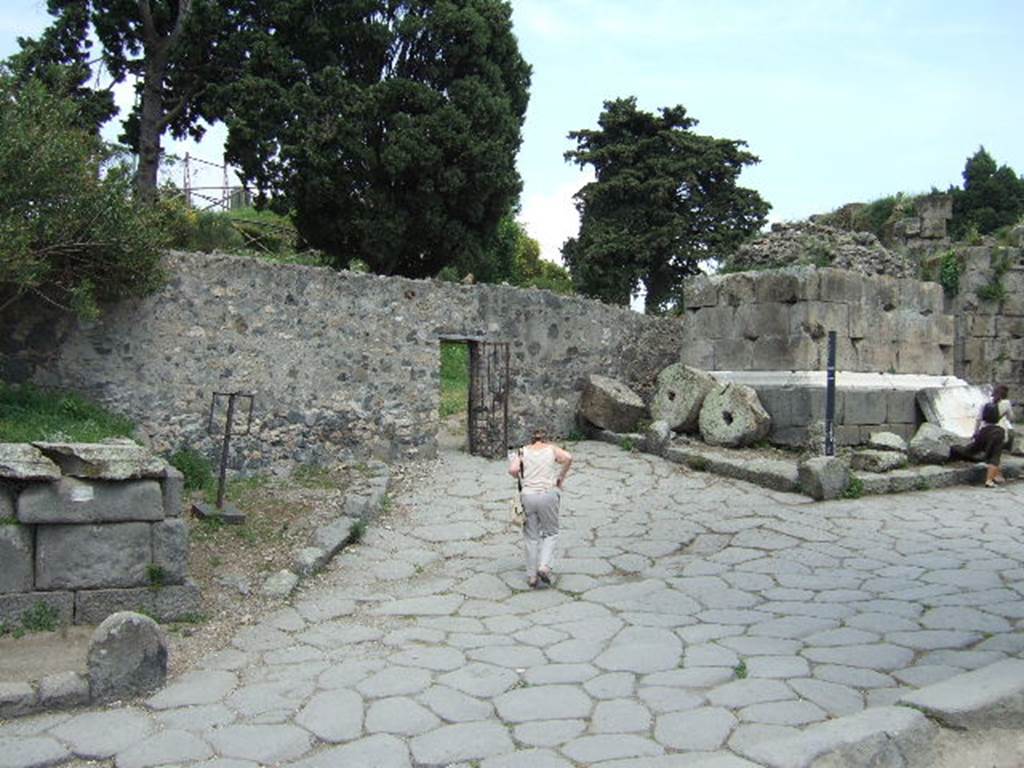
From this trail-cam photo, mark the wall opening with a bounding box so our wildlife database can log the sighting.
[438,339,470,452]
[438,336,510,458]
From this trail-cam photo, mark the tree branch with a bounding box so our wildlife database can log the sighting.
[158,83,207,130]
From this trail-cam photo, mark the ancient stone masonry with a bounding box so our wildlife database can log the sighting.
[680,266,955,376]
[1,252,681,470]
[944,243,1024,400]
[0,442,199,626]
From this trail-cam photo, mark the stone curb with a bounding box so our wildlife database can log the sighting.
[274,461,392,596]
[0,673,90,721]
[586,426,1024,501]
[745,660,1024,767]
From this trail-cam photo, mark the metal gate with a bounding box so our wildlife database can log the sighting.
[467,340,510,458]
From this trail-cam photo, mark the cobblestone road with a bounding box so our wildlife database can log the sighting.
[4,441,1024,768]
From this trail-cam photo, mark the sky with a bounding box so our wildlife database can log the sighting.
[2,0,1023,267]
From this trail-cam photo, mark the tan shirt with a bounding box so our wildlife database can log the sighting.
[521,445,560,494]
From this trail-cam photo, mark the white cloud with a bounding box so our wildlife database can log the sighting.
[519,169,592,266]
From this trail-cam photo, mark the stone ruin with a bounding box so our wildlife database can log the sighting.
[0,441,199,628]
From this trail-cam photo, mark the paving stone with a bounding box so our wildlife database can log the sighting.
[224,679,313,719]
[561,734,664,763]
[801,643,914,670]
[287,734,410,768]
[439,662,519,697]
[642,667,735,688]
[0,736,69,768]
[685,643,739,667]
[845,612,921,633]
[738,699,827,726]
[745,655,810,679]
[886,629,982,650]
[374,594,464,616]
[469,645,547,668]
[546,639,604,664]
[357,666,434,698]
[51,709,155,758]
[788,678,863,716]
[583,672,635,699]
[294,689,363,742]
[748,616,838,638]
[718,637,801,656]
[115,729,212,768]
[813,664,896,688]
[479,749,573,768]
[594,627,682,673]
[728,723,802,760]
[636,687,705,714]
[898,658,1024,729]
[892,664,963,687]
[920,606,1012,633]
[207,724,313,764]
[365,696,441,736]
[803,627,880,646]
[153,703,236,731]
[654,706,737,750]
[513,719,587,747]
[409,721,514,764]
[524,664,598,685]
[591,699,652,733]
[707,679,795,708]
[418,685,494,722]
[389,646,466,671]
[494,685,592,722]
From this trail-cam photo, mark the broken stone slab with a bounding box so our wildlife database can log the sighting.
[0,681,38,719]
[579,374,647,433]
[916,385,989,439]
[88,612,168,703]
[38,671,90,710]
[17,477,164,524]
[798,456,850,501]
[312,518,358,556]
[0,443,61,480]
[293,547,327,578]
[699,383,771,448]
[866,431,908,452]
[850,449,907,474]
[664,445,801,494]
[32,441,167,480]
[898,658,1024,730]
[262,570,299,598]
[742,705,936,768]
[643,420,672,456]
[650,364,717,433]
[909,423,960,465]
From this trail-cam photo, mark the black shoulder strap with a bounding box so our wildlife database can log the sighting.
[517,448,523,492]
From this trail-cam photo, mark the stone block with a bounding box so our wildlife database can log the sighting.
[718,273,756,307]
[680,339,715,370]
[36,522,152,590]
[151,581,201,621]
[0,481,13,517]
[751,335,820,371]
[818,268,864,304]
[162,467,184,517]
[683,275,718,308]
[848,306,895,340]
[694,306,736,340]
[969,315,997,337]
[885,390,920,424]
[713,338,753,371]
[789,302,849,340]
[18,477,164,524]
[909,423,959,464]
[75,582,200,624]
[798,456,850,501]
[898,659,1024,730]
[579,375,646,433]
[0,444,61,480]
[933,314,956,345]
[754,271,804,304]
[865,275,899,311]
[743,706,935,768]
[899,279,944,316]
[768,425,811,449]
[852,339,896,374]
[0,682,37,719]
[896,344,948,376]
[38,672,90,710]
[736,304,790,340]
[850,450,907,473]
[32,441,167,480]
[152,519,189,585]
[867,431,908,452]
[0,591,74,626]
[88,612,168,703]
[0,521,34,594]
[843,390,888,426]
[836,424,861,446]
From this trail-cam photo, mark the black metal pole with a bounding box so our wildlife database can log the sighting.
[825,331,837,456]
[216,393,236,509]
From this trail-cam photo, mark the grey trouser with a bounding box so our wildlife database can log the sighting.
[523,490,559,577]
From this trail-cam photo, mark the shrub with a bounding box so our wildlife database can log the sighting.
[169,448,213,492]
[841,476,864,499]
[0,383,135,443]
[938,250,963,297]
[0,75,166,318]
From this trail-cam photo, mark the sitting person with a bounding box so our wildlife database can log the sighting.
[993,384,1015,452]
[949,400,1006,487]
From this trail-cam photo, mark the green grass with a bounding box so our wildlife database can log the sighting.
[440,341,469,418]
[734,660,748,679]
[146,564,167,588]
[20,601,60,633]
[0,516,20,526]
[169,447,213,492]
[842,476,864,499]
[0,383,135,443]
[292,463,348,490]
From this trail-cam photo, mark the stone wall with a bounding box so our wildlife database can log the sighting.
[680,266,955,376]
[0,442,198,626]
[2,252,681,470]
[948,244,1024,399]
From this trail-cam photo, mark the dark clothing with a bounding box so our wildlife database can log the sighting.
[950,424,1006,466]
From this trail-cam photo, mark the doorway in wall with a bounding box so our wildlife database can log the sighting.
[438,337,510,458]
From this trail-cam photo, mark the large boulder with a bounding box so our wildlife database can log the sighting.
[579,375,646,434]
[909,423,960,465]
[650,364,717,433]
[916,386,988,440]
[798,456,851,501]
[88,611,168,703]
[866,431,908,453]
[643,420,673,457]
[698,383,771,448]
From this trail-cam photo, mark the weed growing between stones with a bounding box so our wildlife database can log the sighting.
[565,427,585,443]
[20,602,60,633]
[842,476,864,499]
[169,448,213,492]
[689,456,709,472]
[348,519,368,544]
[147,564,167,588]
[734,660,748,679]
[938,250,964,297]
[915,476,930,491]
[620,437,636,452]
[0,515,20,525]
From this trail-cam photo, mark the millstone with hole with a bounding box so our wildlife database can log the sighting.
[698,383,771,448]
[650,364,717,433]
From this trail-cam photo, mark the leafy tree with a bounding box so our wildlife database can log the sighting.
[0,75,165,317]
[563,97,769,312]
[11,1,243,199]
[222,0,531,279]
[949,147,1024,238]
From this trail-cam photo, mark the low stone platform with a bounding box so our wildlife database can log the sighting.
[587,427,1024,499]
